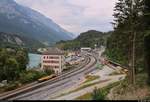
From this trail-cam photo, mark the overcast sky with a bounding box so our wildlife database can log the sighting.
[15,0,117,35]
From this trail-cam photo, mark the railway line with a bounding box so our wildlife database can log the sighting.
[0,53,97,100]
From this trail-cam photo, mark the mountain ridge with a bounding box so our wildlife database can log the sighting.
[0,0,74,45]
[56,30,112,50]
[0,32,45,48]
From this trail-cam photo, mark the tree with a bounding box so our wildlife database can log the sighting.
[15,49,29,71]
[0,48,29,82]
[143,0,150,85]
[144,35,150,85]
[143,0,150,30]
[112,0,144,84]
[0,49,8,81]
[5,58,19,81]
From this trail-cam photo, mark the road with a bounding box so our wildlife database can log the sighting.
[3,52,97,100]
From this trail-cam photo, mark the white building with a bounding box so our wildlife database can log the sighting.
[81,47,92,52]
[41,48,65,74]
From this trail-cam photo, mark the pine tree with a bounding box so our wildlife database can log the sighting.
[112,0,144,84]
[144,0,150,30]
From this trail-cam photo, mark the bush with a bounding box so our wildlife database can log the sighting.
[91,87,106,100]
[4,82,19,91]
[19,70,47,84]
[44,69,55,75]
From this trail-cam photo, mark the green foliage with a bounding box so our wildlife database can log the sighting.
[84,75,100,84]
[4,82,18,91]
[106,0,146,74]
[144,0,150,30]
[19,70,47,84]
[91,87,106,100]
[56,30,111,50]
[144,34,150,85]
[5,58,19,81]
[15,49,29,71]
[143,0,150,85]
[0,32,45,49]
[0,48,29,82]
[44,69,55,75]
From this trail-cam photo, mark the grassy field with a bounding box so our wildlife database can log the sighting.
[76,93,91,100]
[83,75,100,84]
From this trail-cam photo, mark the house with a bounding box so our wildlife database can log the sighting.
[41,48,65,74]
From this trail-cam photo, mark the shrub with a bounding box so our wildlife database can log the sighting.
[19,70,47,84]
[4,82,18,91]
[44,69,55,75]
[91,87,106,100]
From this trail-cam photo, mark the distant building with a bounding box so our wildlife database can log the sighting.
[37,48,47,53]
[41,48,65,74]
[68,52,76,57]
[81,47,91,52]
[68,51,80,57]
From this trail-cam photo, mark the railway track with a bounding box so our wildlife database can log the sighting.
[0,54,97,100]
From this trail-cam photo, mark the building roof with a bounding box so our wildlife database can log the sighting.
[42,47,64,55]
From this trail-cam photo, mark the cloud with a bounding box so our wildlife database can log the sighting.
[15,0,117,35]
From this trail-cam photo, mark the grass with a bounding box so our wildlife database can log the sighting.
[71,79,110,94]
[76,93,91,100]
[83,75,100,84]
[75,81,121,100]
[108,73,150,100]
[109,71,122,76]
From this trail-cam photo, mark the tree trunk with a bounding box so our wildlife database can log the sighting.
[132,31,136,85]
[128,33,133,84]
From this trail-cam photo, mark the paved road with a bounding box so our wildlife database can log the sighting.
[10,54,97,100]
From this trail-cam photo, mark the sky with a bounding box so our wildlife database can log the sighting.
[15,0,117,36]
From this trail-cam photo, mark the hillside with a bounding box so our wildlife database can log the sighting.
[0,32,44,48]
[56,30,112,50]
[0,0,73,45]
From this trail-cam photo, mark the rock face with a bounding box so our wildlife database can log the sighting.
[0,32,44,48]
[0,0,73,45]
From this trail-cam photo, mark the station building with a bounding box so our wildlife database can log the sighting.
[41,48,65,74]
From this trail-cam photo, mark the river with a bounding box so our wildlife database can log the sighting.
[27,53,42,69]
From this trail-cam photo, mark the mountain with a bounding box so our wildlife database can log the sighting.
[56,30,112,50]
[0,32,45,48]
[0,0,73,45]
